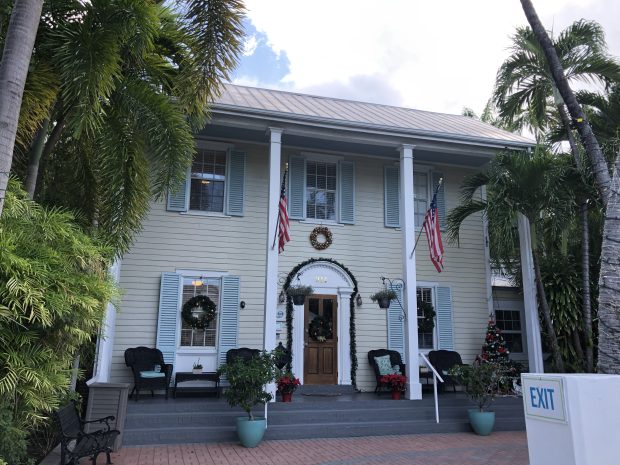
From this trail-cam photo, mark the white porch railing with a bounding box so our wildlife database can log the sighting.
[419,353,444,423]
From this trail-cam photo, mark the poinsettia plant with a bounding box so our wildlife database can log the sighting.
[277,373,301,394]
[380,373,407,391]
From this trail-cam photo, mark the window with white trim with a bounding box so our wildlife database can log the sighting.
[417,287,434,349]
[495,309,524,353]
[413,171,429,227]
[189,149,226,212]
[306,160,337,220]
[180,277,220,347]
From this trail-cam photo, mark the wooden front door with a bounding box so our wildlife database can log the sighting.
[304,295,338,384]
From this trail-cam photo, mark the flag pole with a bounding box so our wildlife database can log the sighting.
[409,178,442,258]
[271,167,288,250]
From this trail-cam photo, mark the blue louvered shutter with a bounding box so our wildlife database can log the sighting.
[225,150,246,216]
[436,286,454,350]
[166,168,189,212]
[384,165,400,228]
[338,160,355,224]
[386,283,406,363]
[156,273,182,364]
[288,155,306,220]
[433,172,446,229]
[217,276,240,367]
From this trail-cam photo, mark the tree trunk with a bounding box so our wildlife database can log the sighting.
[597,150,620,374]
[25,117,49,199]
[0,0,44,216]
[557,101,594,372]
[520,0,610,205]
[532,250,565,372]
[580,201,594,372]
[30,113,67,198]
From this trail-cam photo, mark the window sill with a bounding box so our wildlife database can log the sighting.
[298,219,345,227]
[177,347,217,354]
[181,211,231,218]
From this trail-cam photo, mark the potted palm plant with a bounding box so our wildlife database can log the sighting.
[370,289,397,309]
[286,285,314,305]
[218,351,277,447]
[449,362,502,436]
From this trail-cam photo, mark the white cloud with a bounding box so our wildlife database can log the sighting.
[242,34,258,56]
[241,0,620,115]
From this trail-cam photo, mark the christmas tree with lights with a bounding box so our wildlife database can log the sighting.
[479,317,510,364]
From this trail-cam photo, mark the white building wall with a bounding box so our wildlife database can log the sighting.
[110,142,490,392]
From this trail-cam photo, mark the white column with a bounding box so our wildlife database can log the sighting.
[87,259,122,385]
[263,128,283,399]
[399,144,422,399]
[338,290,353,385]
[481,187,495,317]
[518,214,544,373]
[292,303,305,384]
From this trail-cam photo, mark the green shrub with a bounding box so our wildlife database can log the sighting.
[218,351,277,420]
[0,180,116,460]
[449,362,502,412]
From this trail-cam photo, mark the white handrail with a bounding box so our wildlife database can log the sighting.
[420,353,444,424]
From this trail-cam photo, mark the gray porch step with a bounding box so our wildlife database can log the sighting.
[122,394,525,446]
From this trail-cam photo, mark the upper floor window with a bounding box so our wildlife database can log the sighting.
[189,149,227,212]
[417,287,434,349]
[180,277,220,347]
[414,171,429,227]
[306,160,337,221]
[495,309,524,353]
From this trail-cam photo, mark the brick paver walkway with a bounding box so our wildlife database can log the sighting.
[109,432,528,465]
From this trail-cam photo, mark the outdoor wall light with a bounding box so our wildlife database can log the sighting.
[240,301,246,309]
[356,294,363,307]
[278,290,286,303]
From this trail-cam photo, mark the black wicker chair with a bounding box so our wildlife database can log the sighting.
[428,349,465,392]
[124,346,173,401]
[368,349,407,394]
[55,401,120,465]
[226,347,260,364]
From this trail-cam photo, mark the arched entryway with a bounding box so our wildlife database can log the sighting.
[285,259,356,386]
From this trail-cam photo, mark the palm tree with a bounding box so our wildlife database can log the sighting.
[0,0,43,217]
[3,0,245,252]
[447,149,575,371]
[519,0,620,374]
[493,19,620,372]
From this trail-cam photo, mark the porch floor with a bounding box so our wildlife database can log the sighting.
[122,391,526,446]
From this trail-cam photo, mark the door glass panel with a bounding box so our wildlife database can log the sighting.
[323,299,334,340]
[308,298,319,319]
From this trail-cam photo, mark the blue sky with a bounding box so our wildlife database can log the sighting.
[231,0,620,116]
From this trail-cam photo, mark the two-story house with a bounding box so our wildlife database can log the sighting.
[90,84,540,399]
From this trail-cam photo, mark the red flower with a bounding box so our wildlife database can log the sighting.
[380,373,407,390]
[277,374,301,394]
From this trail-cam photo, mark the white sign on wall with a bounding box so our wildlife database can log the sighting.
[522,375,567,423]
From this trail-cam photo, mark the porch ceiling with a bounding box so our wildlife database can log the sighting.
[200,115,525,168]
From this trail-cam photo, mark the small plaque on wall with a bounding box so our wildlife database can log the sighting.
[276,308,286,322]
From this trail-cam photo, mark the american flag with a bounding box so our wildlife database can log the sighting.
[423,183,444,273]
[277,169,290,253]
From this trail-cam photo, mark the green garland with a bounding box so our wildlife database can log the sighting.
[182,295,217,329]
[284,258,358,388]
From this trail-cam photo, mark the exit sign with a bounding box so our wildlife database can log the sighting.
[522,375,567,423]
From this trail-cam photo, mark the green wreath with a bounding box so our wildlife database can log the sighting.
[418,299,436,333]
[182,295,217,329]
[309,315,333,342]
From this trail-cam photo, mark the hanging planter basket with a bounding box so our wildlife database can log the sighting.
[370,289,397,309]
[286,285,314,306]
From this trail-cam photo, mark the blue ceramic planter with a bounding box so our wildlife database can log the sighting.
[468,409,495,436]
[236,417,267,447]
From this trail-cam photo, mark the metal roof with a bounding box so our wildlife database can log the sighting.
[213,84,534,147]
